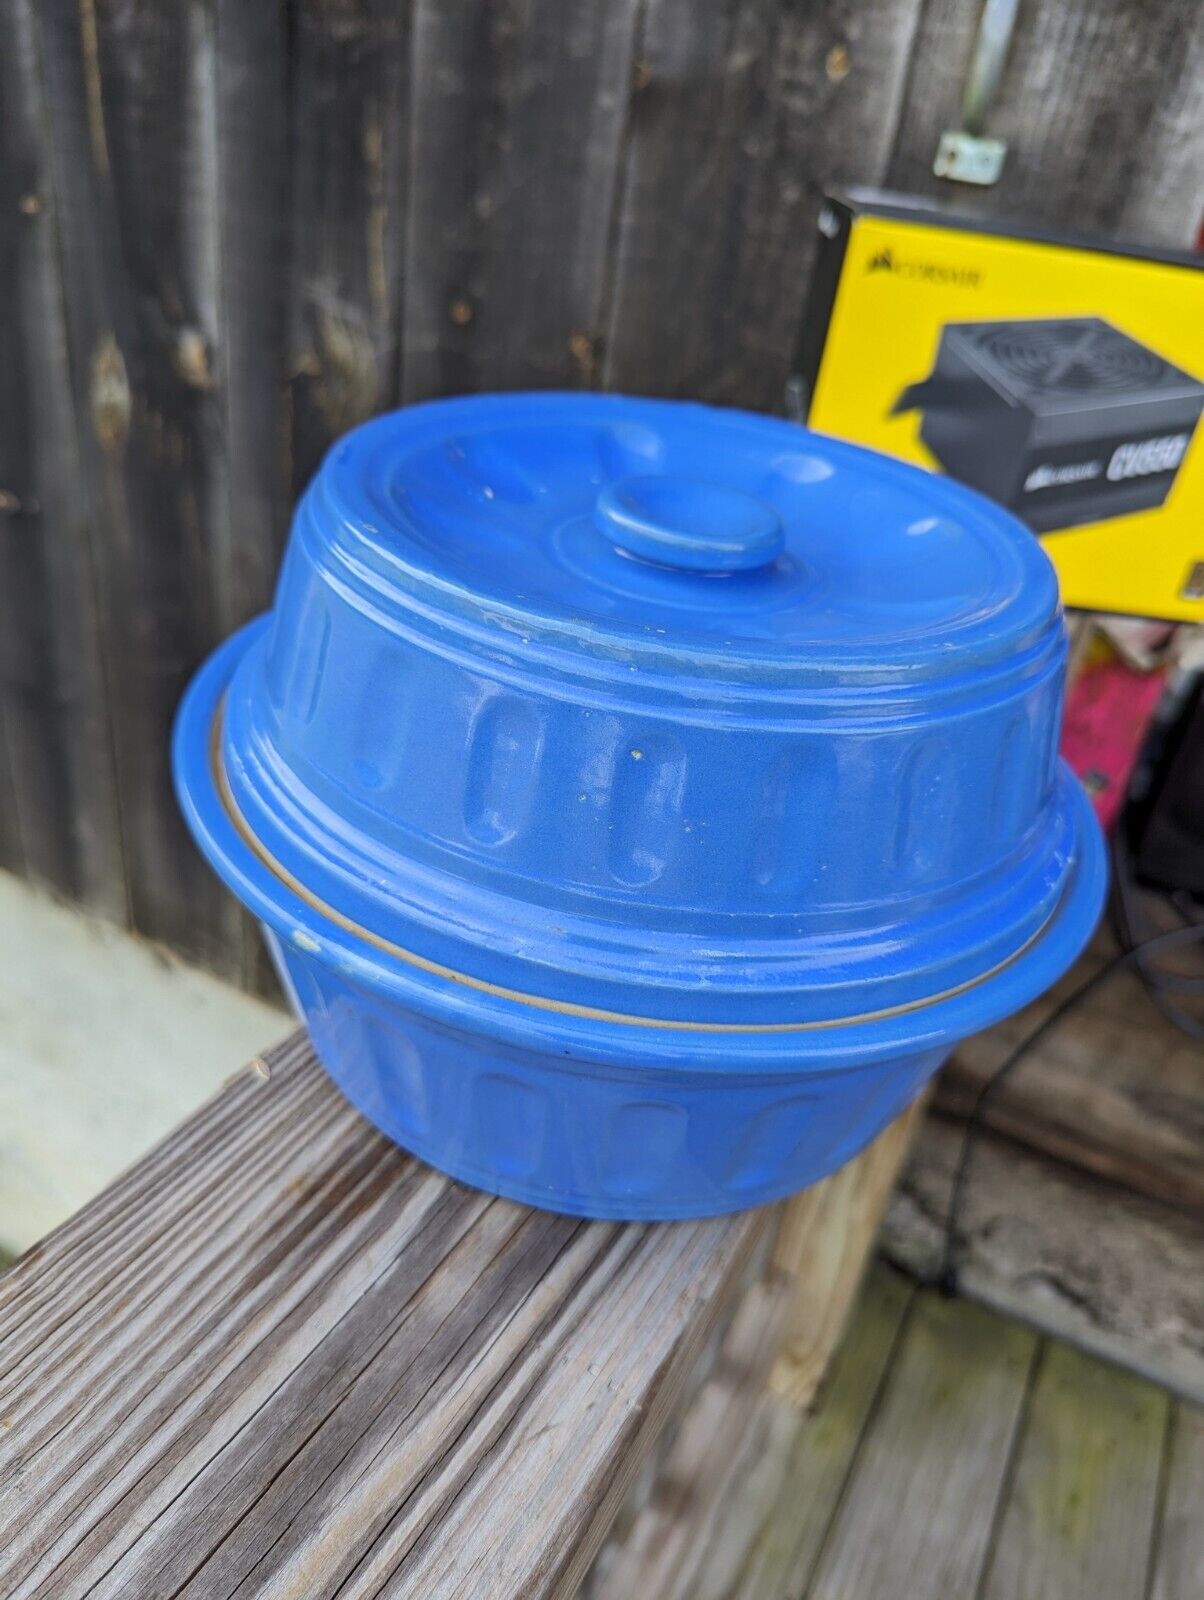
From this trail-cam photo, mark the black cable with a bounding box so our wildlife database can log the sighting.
[1170,889,1204,923]
[935,919,1204,1299]
[1112,835,1204,1035]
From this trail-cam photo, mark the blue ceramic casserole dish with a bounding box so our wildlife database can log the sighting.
[174,393,1105,1218]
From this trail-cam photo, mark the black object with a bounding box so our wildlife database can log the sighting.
[892,318,1204,534]
[1113,830,1204,1040]
[1129,676,1204,896]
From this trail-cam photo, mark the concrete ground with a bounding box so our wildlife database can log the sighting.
[0,872,287,1255]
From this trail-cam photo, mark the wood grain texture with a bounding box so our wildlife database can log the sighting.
[886,0,1204,248]
[980,1343,1170,1600]
[216,0,298,998]
[602,0,924,409]
[769,1087,924,1406]
[6,1,1204,982]
[807,1291,1037,1600]
[0,0,125,916]
[0,706,23,883]
[583,1273,791,1600]
[883,1114,1204,1404]
[402,0,641,402]
[1151,1405,1204,1600]
[0,1030,777,1600]
[32,0,245,976]
[213,0,291,633]
[592,1267,1200,1600]
[288,0,411,498]
[585,1263,915,1600]
[938,948,1204,1215]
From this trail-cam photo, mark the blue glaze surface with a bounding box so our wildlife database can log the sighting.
[593,474,786,571]
[174,393,1106,1218]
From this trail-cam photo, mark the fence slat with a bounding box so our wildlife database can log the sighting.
[5,2,1203,982]
[212,0,291,994]
[0,0,126,914]
[214,0,291,631]
[0,709,24,883]
[288,0,413,500]
[886,0,1204,248]
[0,0,41,884]
[602,0,924,410]
[402,0,641,401]
[33,0,245,976]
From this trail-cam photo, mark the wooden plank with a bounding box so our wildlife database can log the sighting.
[602,0,924,410]
[287,0,411,499]
[0,1030,777,1599]
[938,983,1204,1215]
[807,1290,1037,1600]
[0,698,25,883]
[581,1100,923,1600]
[582,1270,789,1600]
[32,0,245,976]
[584,1263,915,1600]
[1114,20,1204,245]
[0,0,125,916]
[883,1114,1204,1404]
[213,0,290,629]
[401,0,641,402]
[0,0,49,884]
[769,1088,925,1406]
[980,1342,1170,1600]
[212,0,291,996]
[886,0,1204,249]
[1151,1404,1204,1600]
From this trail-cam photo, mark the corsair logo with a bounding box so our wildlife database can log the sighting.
[865,247,981,287]
[1024,460,1102,492]
[1022,436,1191,494]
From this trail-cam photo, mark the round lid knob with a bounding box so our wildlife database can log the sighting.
[594,474,785,573]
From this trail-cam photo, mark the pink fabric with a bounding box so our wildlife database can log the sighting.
[1061,654,1167,832]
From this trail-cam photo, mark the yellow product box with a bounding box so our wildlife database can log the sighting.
[798,190,1204,622]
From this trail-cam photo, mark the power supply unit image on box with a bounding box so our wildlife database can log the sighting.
[892,318,1204,534]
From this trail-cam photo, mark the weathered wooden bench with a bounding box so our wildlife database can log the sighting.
[0,1030,920,1598]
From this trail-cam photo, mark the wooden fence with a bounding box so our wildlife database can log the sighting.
[2,0,1201,988]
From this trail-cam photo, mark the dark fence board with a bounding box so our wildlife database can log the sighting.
[4,1,1201,982]
[402,0,642,401]
[1116,18,1204,247]
[886,0,1204,247]
[0,1,44,885]
[0,711,23,884]
[0,0,125,915]
[602,0,924,410]
[214,0,291,630]
[288,0,412,499]
[213,0,291,994]
[33,0,245,976]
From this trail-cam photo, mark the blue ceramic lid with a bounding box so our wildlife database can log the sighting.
[210,393,1087,1027]
[286,393,1058,686]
